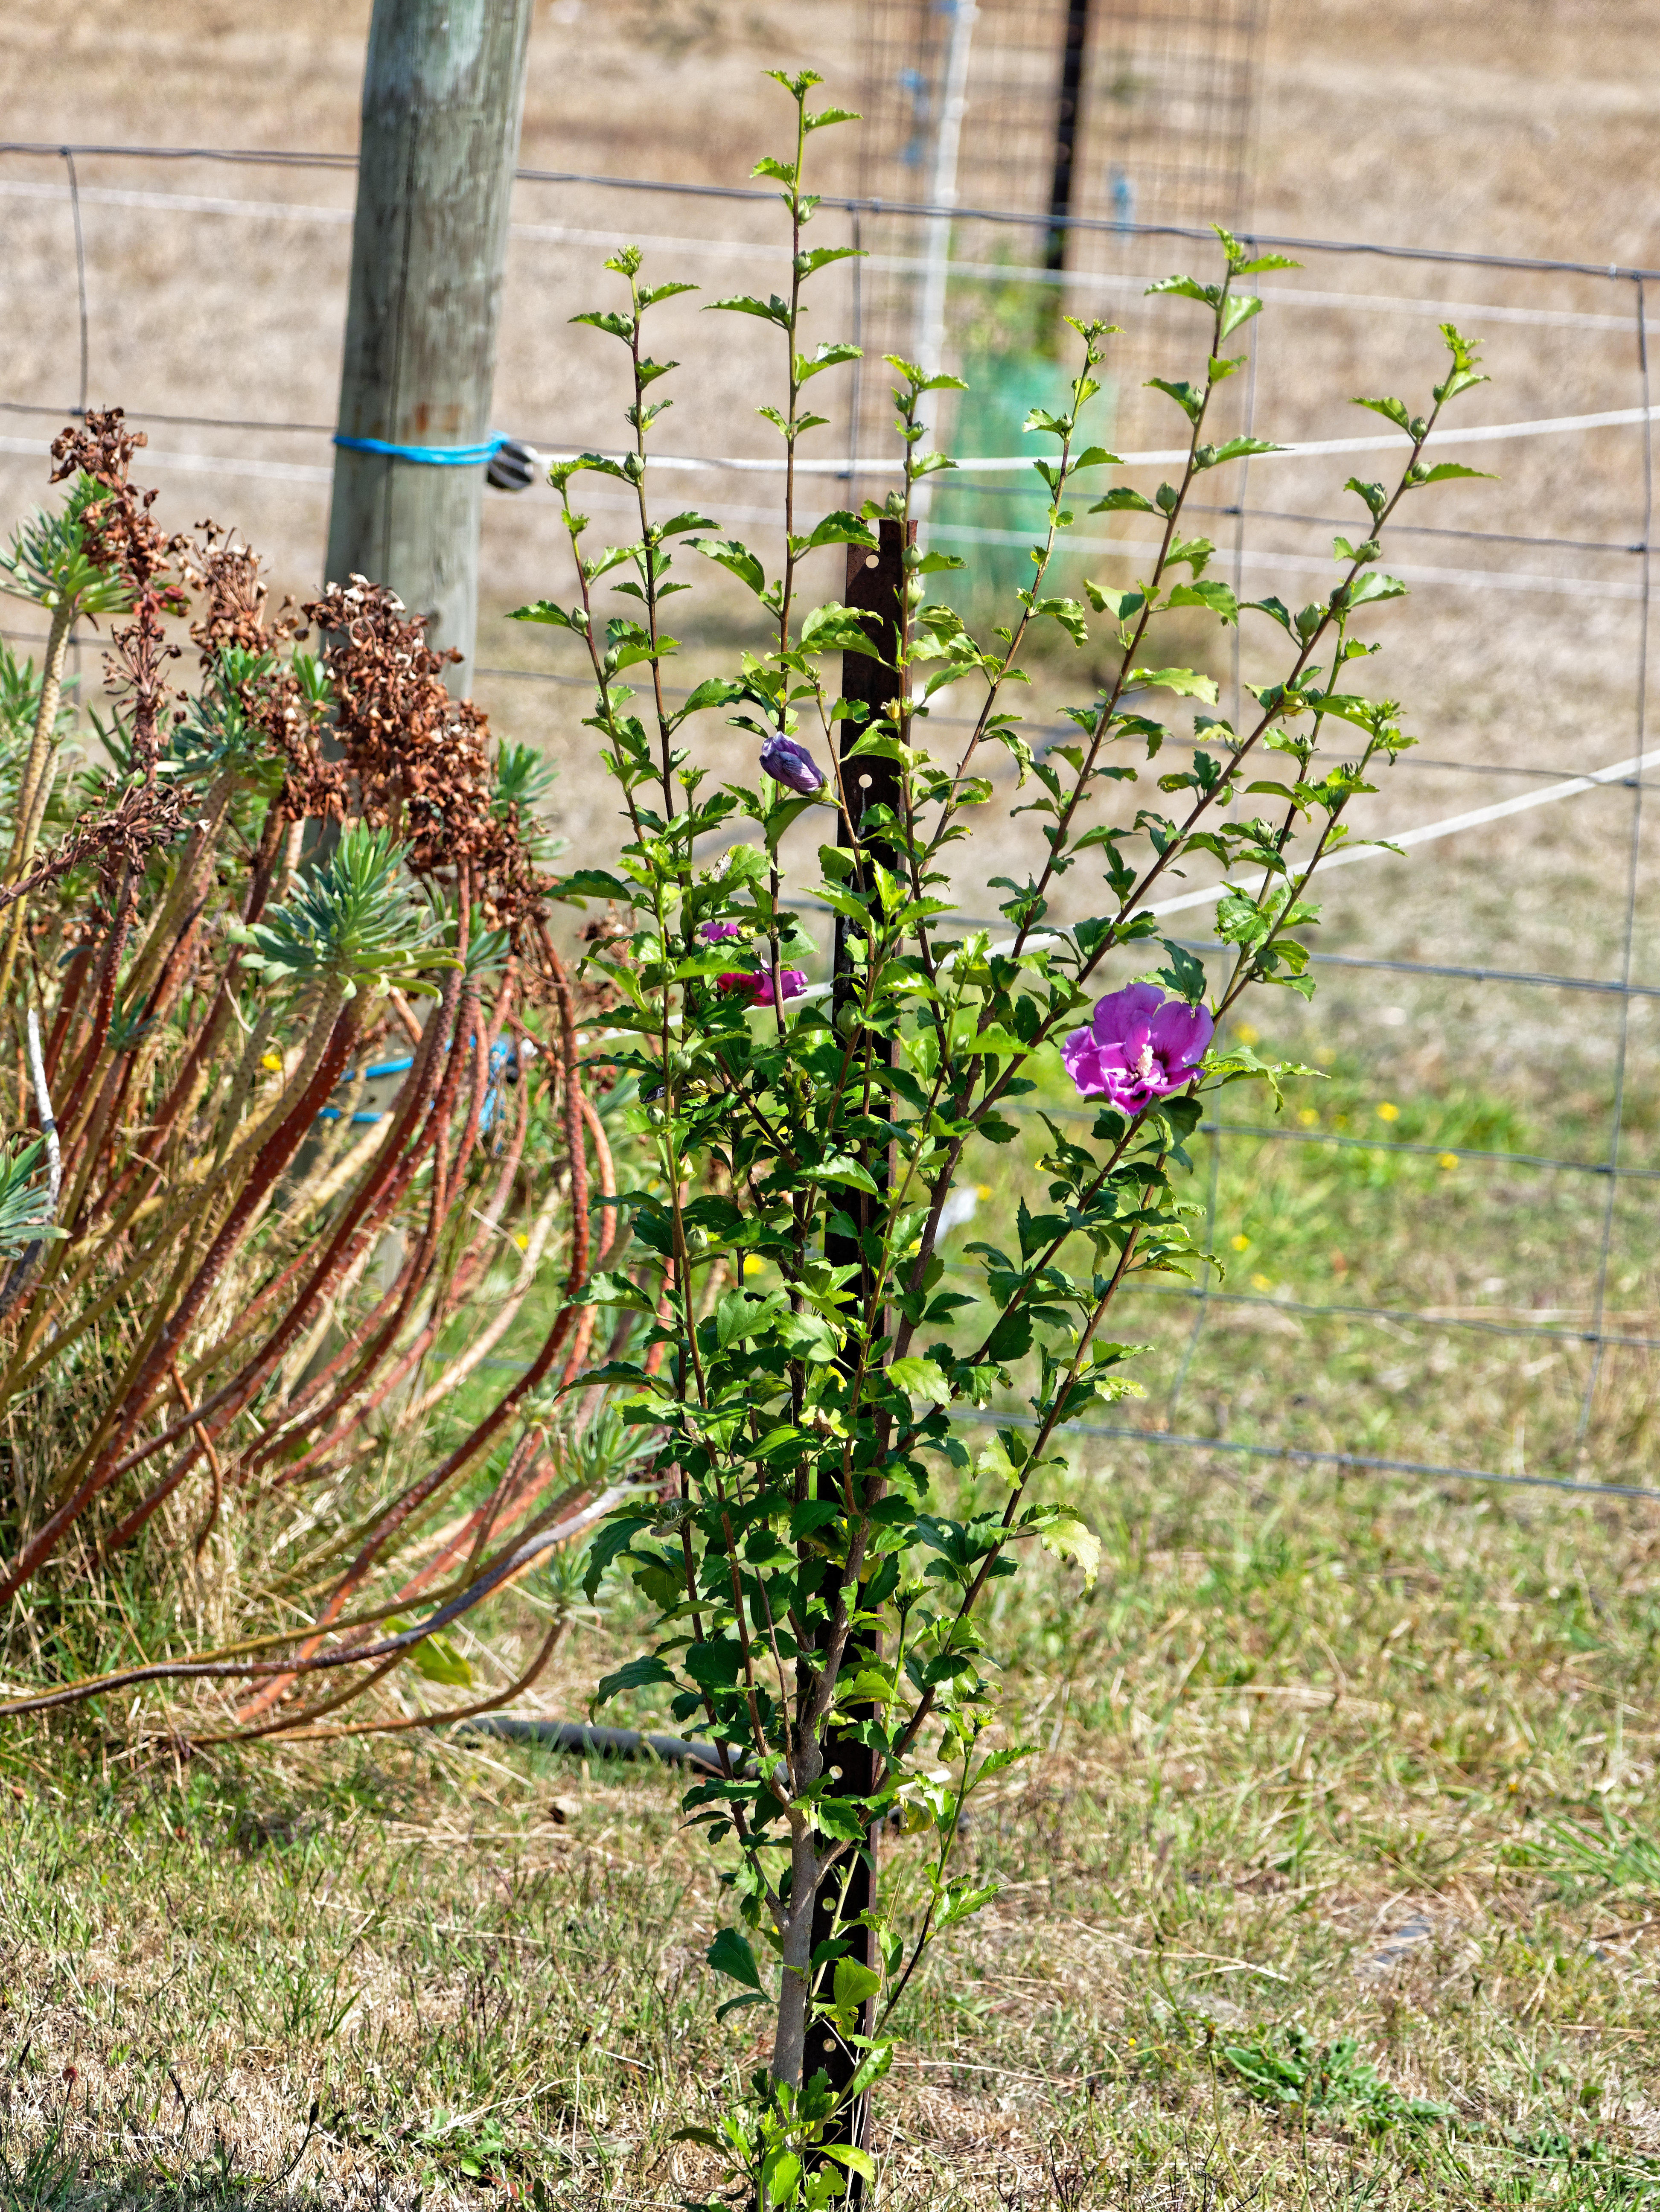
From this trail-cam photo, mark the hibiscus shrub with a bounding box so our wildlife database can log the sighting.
[521,69,1491,2205]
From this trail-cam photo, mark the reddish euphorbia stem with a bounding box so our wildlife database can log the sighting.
[0,998,358,1606]
[235,948,591,1720]
[240,950,520,1489]
[54,866,134,1148]
[234,975,483,1484]
[86,971,467,1513]
[174,966,463,1404]
[42,942,94,1087]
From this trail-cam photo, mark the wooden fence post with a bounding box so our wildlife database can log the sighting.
[324,0,535,692]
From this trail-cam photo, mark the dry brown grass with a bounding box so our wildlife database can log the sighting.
[1,0,1655,1003]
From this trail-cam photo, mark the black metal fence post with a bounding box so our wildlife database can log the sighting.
[1046,0,1095,274]
[813,517,913,2196]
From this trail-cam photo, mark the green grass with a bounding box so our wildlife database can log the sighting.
[3,948,1655,2208]
[6,1440,1660,2208]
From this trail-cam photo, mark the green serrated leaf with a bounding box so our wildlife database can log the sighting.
[1343,571,1407,608]
[707,292,793,329]
[1167,580,1238,624]
[885,1356,951,1406]
[595,1653,674,1704]
[508,599,586,633]
[707,1928,763,1990]
[1146,376,1205,425]
[1130,666,1219,703]
[1089,487,1157,516]
[1352,394,1411,431]
[1408,461,1498,486]
[691,538,766,597]
[1039,1513,1101,1589]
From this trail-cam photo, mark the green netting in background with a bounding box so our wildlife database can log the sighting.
[933,346,1116,622]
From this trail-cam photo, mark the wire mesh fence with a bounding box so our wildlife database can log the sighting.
[0,124,1656,1507]
[855,0,1263,461]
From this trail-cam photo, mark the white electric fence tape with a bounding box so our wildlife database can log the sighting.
[783,741,1660,1005]
[1143,744,1660,920]
[4,403,1658,490]
[525,405,1660,477]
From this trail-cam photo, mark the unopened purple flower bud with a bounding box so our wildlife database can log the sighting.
[759,734,825,795]
[700,921,744,943]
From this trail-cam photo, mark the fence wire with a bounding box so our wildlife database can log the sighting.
[0,137,1654,1507]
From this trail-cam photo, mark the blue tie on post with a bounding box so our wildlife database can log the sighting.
[331,433,539,494]
[332,433,507,466]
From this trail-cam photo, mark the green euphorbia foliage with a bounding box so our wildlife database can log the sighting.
[235,823,451,999]
[0,473,138,622]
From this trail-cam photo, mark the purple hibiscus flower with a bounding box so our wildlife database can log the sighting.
[700,921,745,943]
[759,734,825,795]
[719,967,808,1008]
[1062,981,1213,1113]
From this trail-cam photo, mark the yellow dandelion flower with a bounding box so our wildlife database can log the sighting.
[1297,1107,1318,1127]
[1230,1234,1250,1252]
[1438,1152,1458,1171]
[1234,1022,1259,1047]
[743,1255,765,1277]
[975,1184,993,1202]
[1376,1101,1400,1123]
[1250,1272,1274,1292]
[260,1052,283,1073]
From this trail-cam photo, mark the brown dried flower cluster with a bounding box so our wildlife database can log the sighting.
[304,578,553,944]
[186,527,347,824]
[185,526,297,660]
[0,777,187,914]
[17,438,553,984]
[47,417,180,594]
[50,408,187,774]
[46,776,188,892]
